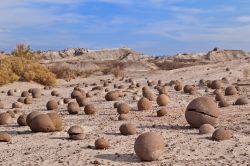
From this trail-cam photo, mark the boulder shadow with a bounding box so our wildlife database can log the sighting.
[95,153,139,163]
[138,124,192,130]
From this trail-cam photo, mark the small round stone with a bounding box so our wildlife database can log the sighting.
[212,128,233,141]
[199,124,215,134]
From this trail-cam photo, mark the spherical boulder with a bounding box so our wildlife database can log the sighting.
[134,132,164,161]
[199,124,215,134]
[24,96,33,104]
[211,80,222,89]
[218,100,230,107]
[29,114,56,132]
[31,88,41,98]
[156,94,170,106]
[0,132,11,142]
[51,90,60,96]
[17,114,27,126]
[142,90,155,101]
[21,91,29,97]
[76,96,88,107]
[105,91,119,101]
[26,111,41,126]
[17,97,25,103]
[47,112,63,131]
[118,114,129,121]
[157,107,167,117]
[71,90,83,99]
[95,138,110,149]
[46,99,58,110]
[184,85,194,93]
[212,128,233,141]
[137,97,152,111]
[63,98,70,104]
[67,102,80,114]
[185,97,219,128]
[225,86,237,96]
[7,89,14,96]
[113,102,120,108]
[215,93,224,101]
[84,104,96,115]
[0,112,13,125]
[235,97,249,105]
[158,86,168,95]
[174,84,183,91]
[12,102,22,109]
[119,123,136,135]
[68,125,85,140]
[7,110,15,118]
[117,103,130,114]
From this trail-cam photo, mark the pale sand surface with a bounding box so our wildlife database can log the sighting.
[0,59,249,166]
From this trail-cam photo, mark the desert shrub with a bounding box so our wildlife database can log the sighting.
[49,64,98,81]
[101,61,126,78]
[0,44,56,86]
[243,67,249,80]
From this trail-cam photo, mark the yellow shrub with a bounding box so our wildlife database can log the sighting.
[0,44,56,86]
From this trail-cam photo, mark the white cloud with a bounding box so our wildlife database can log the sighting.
[237,16,250,23]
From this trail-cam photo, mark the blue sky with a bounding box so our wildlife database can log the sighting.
[0,0,250,55]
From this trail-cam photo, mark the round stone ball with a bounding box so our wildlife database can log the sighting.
[157,107,167,117]
[7,110,15,118]
[51,90,60,96]
[113,102,120,108]
[47,113,63,131]
[71,90,83,99]
[134,132,164,161]
[0,112,13,125]
[95,138,110,150]
[142,90,155,101]
[185,97,219,128]
[84,104,96,115]
[68,125,85,140]
[29,114,56,132]
[117,103,130,114]
[158,86,168,95]
[105,91,119,101]
[199,124,215,134]
[68,102,80,114]
[174,84,183,91]
[211,80,222,89]
[17,97,25,103]
[215,93,224,101]
[218,100,230,107]
[156,94,170,106]
[17,114,27,126]
[24,96,33,104]
[137,97,152,111]
[26,111,41,126]
[31,88,41,98]
[225,86,237,96]
[21,91,29,97]
[76,96,88,107]
[0,132,11,142]
[212,128,233,141]
[118,114,129,121]
[184,85,194,93]
[12,102,22,109]
[46,99,58,110]
[63,98,70,104]
[119,123,136,135]
[7,89,14,96]
[235,97,249,105]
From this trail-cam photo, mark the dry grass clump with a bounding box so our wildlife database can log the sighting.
[0,44,56,86]
[101,61,126,78]
[49,64,98,81]
[243,67,249,80]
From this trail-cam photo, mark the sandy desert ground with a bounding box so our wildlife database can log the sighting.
[0,59,249,166]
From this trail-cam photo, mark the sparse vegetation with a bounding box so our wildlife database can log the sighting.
[0,44,56,86]
[49,64,98,81]
[243,67,249,80]
[101,61,126,78]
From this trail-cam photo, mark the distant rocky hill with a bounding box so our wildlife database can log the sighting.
[39,47,249,72]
